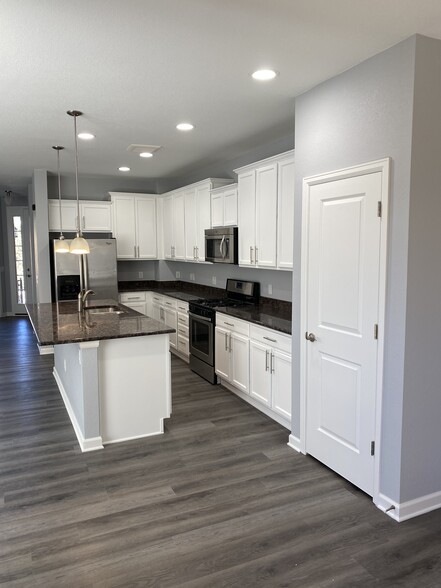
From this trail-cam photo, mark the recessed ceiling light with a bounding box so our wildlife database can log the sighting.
[251,69,278,81]
[77,132,95,140]
[139,152,153,158]
[176,123,194,131]
[118,166,130,172]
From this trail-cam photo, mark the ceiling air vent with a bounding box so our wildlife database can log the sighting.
[127,144,162,156]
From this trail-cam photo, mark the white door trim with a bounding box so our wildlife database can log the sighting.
[300,158,390,507]
[6,206,32,315]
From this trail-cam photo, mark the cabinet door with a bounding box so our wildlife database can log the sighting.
[238,170,256,266]
[211,192,224,227]
[230,332,249,394]
[136,197,157,259]
[164,307,177,349]
[173,192,186,260]
[112,196,136,259]
[184,188,197,261]
[196,184,211,260]
[163,195,174,259]
[48,200,78,232]
[223,187,238,226]
[215,326,230,380]
[249,340,272,406]
[255,163,278,268]
[271,349,292,420]
[277,158,295,269]
[81,202,112,232]
[152,303,162,322]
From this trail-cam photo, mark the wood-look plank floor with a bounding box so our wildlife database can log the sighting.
[1,317,441,587]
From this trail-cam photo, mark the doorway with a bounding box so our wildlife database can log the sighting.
[6,206,32,315]
[300,159,389,500]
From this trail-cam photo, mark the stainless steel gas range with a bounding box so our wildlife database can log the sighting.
[189,279,260,384]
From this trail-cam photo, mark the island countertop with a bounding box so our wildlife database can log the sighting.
[26,300,175,346]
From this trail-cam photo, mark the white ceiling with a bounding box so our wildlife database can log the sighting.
[2,0,441,195]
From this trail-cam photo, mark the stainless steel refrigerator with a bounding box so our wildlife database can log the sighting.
[52,238,118,302]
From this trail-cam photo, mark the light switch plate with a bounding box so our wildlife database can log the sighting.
[212,276,216,285]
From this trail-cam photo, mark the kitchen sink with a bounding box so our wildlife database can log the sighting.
[86,305,126,315]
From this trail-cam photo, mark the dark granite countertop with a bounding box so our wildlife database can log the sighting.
[216,306,292,335]
[118,280,292,335]
[26,300,175,346]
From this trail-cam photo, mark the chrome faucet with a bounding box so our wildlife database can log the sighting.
[78,289,95,312]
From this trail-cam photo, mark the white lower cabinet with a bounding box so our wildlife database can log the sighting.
[216,312,292,428]
[119,292,147,315]
[163,305,177,349]
[176,301,189,360]
[215,314,250,394]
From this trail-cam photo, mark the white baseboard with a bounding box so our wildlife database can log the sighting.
[38,344,54,355]
[53,368,104,452]
[102,423,165,445]
[375,490,441,522]
[287,434,302,453]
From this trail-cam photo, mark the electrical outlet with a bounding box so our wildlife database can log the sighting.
[138,271,143,279]
[212,276,217,286]
[176,271,181,279]
[190,273,195,281]
[268,284,273,295]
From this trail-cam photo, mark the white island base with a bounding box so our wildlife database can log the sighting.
[53,334,171,451]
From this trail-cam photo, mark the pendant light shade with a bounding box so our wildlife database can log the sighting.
[70,235,90,254]
[52,145,69,253]
[67,110,90,255]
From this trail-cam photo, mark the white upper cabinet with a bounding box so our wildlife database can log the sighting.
[48,200,112,233]
[210,183,238,228]
[277,157,295,269]
[162,178,231,262]
[235,150,294,270]
[109,192,157,260]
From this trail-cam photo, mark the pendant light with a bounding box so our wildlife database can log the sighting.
[67,110,90,255]
[52,146,70,253]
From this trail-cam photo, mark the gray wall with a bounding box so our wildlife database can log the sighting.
[293,36,417,502]
[47,174,160,201]
[400,36,441,502]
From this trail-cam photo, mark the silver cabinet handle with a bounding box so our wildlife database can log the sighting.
[83,215,86,230]
[225,332,228,351]
[265,349,269,371]
[250,246,254,264]
[137,245,140,257]
[134,245,137,257]
[271,353,274,373]
[165,301,173,306]
[178,328,186,335]
[263,336,277,343]
[76,216,79,230]
[127,297,139,300]
[196,245,199,259]
[224,322,234,327]
[229,333,232,352]
[255,246,258,264]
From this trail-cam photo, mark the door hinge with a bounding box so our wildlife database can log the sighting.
[371,441,375,456]
[377,201,382,218]
[374,324,378,340]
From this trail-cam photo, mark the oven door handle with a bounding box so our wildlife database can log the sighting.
[189,312,213,323]
[220,236,226,259]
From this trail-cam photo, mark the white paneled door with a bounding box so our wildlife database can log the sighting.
[304,169,385,496]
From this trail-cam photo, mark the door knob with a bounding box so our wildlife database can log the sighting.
[305,332,316,342]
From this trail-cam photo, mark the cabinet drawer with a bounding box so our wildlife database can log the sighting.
[151,294,164,305]
[216,313,249,336]
[162,296,177,310]
[177,301,189,313]
[177,335,189,356]
[120,292,146,303]
[177,324,189,339]
[177,312,188,327]
[250,324,291,354]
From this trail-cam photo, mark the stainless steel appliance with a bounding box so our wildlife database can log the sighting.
[52,238,118,302]
[205,227,238,264]
[189,279,260,384]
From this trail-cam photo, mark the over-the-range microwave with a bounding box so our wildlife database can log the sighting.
[205,227,238,264]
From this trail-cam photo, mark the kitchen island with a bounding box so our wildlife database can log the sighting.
[26,300,175,451]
